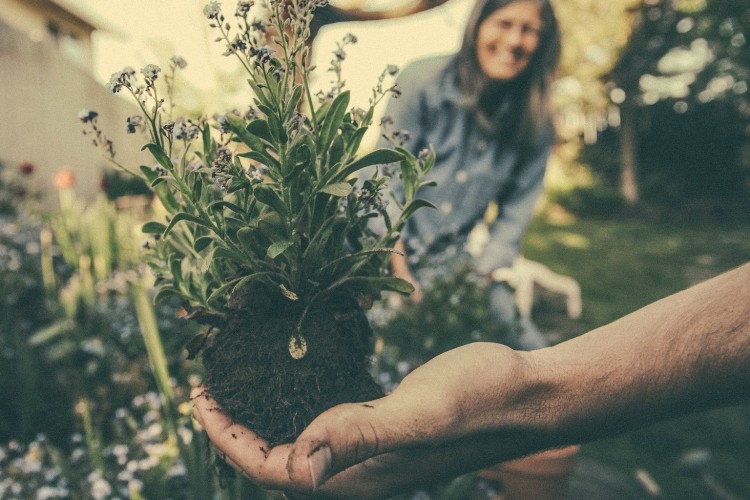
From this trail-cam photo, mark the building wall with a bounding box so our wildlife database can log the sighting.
[0,0,97,69]
[0,18,150,206]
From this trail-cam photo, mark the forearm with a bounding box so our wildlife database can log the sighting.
[518,263,750,447]
[277,264,749,496]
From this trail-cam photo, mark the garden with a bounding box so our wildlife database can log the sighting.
[3,160,749,499]
[2,0,750,498]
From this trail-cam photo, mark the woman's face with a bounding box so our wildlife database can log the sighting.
[476,0,543,81]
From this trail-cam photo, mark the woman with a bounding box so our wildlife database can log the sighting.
[384,0,562,351]
[379,2,573,497]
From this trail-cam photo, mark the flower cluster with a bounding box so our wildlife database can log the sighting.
[0,390,200,499]
[84,0,436,357]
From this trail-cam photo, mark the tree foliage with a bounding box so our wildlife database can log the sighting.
[580,0,750,217]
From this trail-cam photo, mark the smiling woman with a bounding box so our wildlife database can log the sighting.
[475,0,543,80]
[383,0,561,346]
[374,0,567,495]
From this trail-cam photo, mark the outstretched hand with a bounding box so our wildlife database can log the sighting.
[192,343,537,499]
[193,263,750,498]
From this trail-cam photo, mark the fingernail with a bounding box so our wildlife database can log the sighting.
[308,445,332,491]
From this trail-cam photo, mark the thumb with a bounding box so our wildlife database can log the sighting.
[285,398,400,491]
[287,400,386,491]
[285,387,451,492]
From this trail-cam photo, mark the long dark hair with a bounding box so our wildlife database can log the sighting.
[452,0,561,150]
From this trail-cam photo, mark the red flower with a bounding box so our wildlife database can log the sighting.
[54,169,76,189]
[18,162,35,176]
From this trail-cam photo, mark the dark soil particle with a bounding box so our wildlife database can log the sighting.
[201,294,383,447]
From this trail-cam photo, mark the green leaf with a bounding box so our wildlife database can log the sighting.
[246,119,274,144]
[154,286,181,304]
[140,165,179,213]
[169,256,183,287]
[253,184,288,215]
[163,212,211,237]
[318,181,352,197]
[257,212,288,241]
[247,79,272,109]
[202,123,212,156]
[191,175,203,201]
[214,246,247,263]
[207,280,236,306]
[232,272,275,292]
[341,276,415,294]
[207,200,245,214]
[199,248,215,273]
[142,143,173,171]
[194,236,215,252]
[318,91,350,154]
[236,227,256,247]
[28,319,75,346]
[142,221,167,234]
[267,240,293,259]
[330,148,404,183]
[400,199,436,221]
[266,112,286,144]
[328,134,345,168]
[401,158,418,200]
[225,113,266,152]
[285,85,304,120]
[237,151,281,173]
[345,127,368,157]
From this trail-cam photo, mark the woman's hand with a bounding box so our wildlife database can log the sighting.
[192,343,538,499]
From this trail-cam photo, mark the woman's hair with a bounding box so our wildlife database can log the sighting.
[452,0,561,149]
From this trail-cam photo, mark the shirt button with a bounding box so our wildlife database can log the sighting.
[475,140,487,153]
[440,202,453,214]
[455,170,468,183]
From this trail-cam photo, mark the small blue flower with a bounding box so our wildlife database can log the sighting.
[78,109,98,123]
[236,0,253,15]
[203,1,222,19]
[141,64,161,82]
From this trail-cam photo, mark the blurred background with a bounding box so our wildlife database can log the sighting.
[1,0,749,498]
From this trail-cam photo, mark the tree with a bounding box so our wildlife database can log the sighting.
[606,0,750,210]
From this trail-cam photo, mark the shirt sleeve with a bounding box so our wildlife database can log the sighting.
[473,142,551,274]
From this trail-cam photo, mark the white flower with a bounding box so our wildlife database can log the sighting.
[87,471,112,499]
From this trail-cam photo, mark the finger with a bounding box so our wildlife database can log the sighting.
[316,427,565,499]
[286,391,450,492]
[191,387,295,489]
[286,344,522,492]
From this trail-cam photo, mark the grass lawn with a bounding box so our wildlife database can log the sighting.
[522,212,750,499]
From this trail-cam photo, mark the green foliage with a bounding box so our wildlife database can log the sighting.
[0,159,40,216]
[547,183,628,219]
[375,266,516,369]
[597,0,750,216]
[84,1,435,337]
[524,214,750,499]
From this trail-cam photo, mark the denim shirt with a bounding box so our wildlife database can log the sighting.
[377,55,553,274]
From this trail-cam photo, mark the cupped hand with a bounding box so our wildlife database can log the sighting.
[193,343,537,499]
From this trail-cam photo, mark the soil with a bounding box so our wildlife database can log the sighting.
[201,292,384,447]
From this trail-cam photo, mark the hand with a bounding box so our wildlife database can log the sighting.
[191,388,296,497]
[193,343,538,499]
